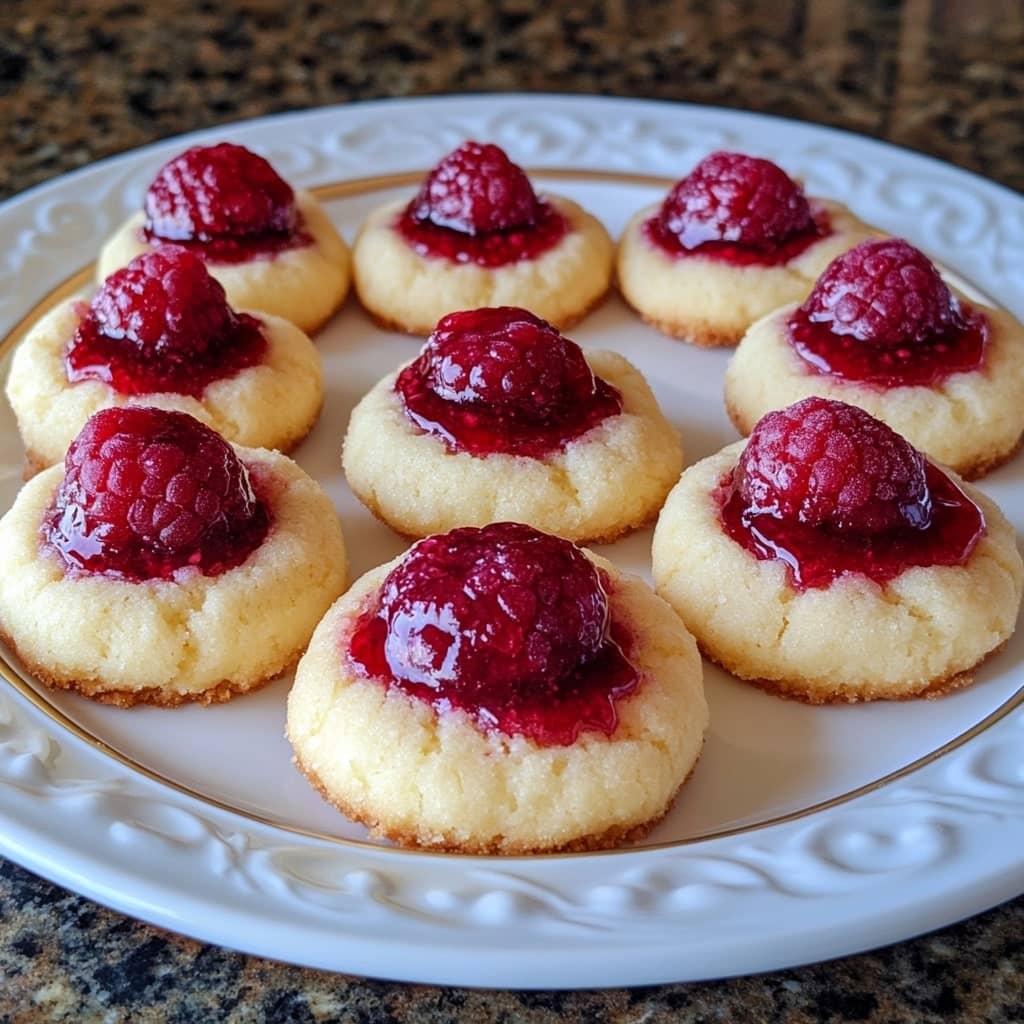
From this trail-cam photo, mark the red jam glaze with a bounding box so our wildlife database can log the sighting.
[66,309,266,398]
[395,198,568,269]
[719,462,985,590]
[642,205,831,267]
[140,225,313,265]
[396,307,622,458]
[346,523,641,746]
[65,248,268,398]
[43,407,270,582]
[787,303,989,387]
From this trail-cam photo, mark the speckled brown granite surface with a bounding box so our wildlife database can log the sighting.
[1,1,1023,1020]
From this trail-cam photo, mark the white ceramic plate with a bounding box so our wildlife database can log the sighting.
[1,95,1023,989]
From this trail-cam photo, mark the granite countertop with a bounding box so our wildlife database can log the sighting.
[1,1,1023,1020]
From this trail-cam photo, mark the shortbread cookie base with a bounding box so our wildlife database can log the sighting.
[351,194,614,336]
[6,300,324,472]
[720,640,1008,706]
[342,350,684,543]
[1,632,298,710]
[292,749,704,855]
[286,554,707,854]
[0,449,348,705]
[96,190,351,335]
[724,300,1024,480]
[616,199,882,346]
[651,442,1024,702]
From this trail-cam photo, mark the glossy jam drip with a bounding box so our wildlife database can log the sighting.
[140,223,312,264]
[349,612,638,746]
[642,206,831,267]
[42,407,270,582]
[396,306,622,458]
[346,523,641,746]
[398,363,621,457]
[719,462,985,590]
[395,199,568,269]
[787,302,989,388]
[66,308,267,397]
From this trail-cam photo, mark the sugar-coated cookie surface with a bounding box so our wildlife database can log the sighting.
[97,190,351,335]
[286,552,707,854]
[352,195,613,335]
[6,300,323,473]
[617,200,880,346]
[342,349,683,542]
[0,448,348,706]
[652,441,1024,702]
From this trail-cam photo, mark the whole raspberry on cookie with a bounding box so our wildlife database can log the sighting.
[417,306,599,420]
[65,247,266,398]
[347,522,643,746]
[409,141,541,235]
[799,238,963,347]
[660,151,814,250]
[355,522,610,698]
[736,396,933,533]
[87,247,237,362]
[145,142,297,242]
[44,407,269,580]
[395,306,622,458]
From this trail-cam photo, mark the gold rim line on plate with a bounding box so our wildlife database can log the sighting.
[0,167,1021,861]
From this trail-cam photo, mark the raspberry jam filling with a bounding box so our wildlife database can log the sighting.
[67,310,266,398]
[720,463,985,590]
[786,239,990,387]
[720,398,985,590]
[644,151,830,266]
[395,199,568,269]
[396,307,622,458]
[395,140,568,268]
[141,226,312,265]
[787,305,989,387]
[43,407,270,582]
[643,207,829,267]
[347,523,641,746]
[65,248,267,398]
[142,142,311,264]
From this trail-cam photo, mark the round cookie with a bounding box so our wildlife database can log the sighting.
[287,524,707,854]
[354,195,612,335]
[0,410,348,707]
[617,152,881,346]
[342,309,683,543]
[652,402,1024,702]
[725,240,1024,479]
[352,143,613,335]
[97,144,350,335]
[7,297,323,475]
